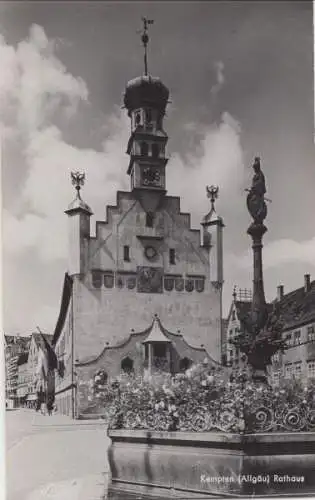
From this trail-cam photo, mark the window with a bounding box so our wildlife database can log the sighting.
[169,248,175,265]
[92,271,102,289]
[293,361,302,378]
[179,357,192,372]
[229,329,233,338]
[307,325,315,341]
[146,212,154,228]
[145,109,152,123]
[123,245,130,262]
[157,115,162,130]
[307,360,315,378]
[231,311,236,321]
[285,333,292,345]
[293,330,301,345]
[152,143,159,158]
[121,357,134,374]
[285,363,292,378]
[273,352,280,363]
[140,142,149,156]
[273,371,280,385]
[153,343,167,358]
[135,112,141,126]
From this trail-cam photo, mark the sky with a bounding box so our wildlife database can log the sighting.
[1,1,314,335]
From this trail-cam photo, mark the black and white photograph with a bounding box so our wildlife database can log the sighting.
[1,1,315,499]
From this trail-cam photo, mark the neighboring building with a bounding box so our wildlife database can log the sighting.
[4,335,31,408]
[270,274,315,385]
[52,41,225,417]
[221,318,228,365]
[224,275,315,384]
[16,353,29,406]
[26,333,55,406]
[224,288,252,370]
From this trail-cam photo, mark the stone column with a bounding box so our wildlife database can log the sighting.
[247,222,268,334]
[148,344,153,374]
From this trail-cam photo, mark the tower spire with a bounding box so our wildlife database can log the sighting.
[140,17,154,76]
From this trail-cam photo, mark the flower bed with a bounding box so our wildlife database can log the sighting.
[81,363,315,433]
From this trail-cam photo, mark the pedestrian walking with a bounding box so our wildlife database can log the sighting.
[47,401,53,416]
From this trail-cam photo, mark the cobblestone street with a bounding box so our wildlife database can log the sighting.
[6,409,110,500]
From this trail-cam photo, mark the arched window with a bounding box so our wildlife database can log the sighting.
[92,271,102,289]
[156,115,162,130]
[146,212,154,228]
[145,109,152,123]
[135,112,141,126]
[121,357,134,374]
[140,142,149,156]
[152,143,159,158]
[179,357,192,372]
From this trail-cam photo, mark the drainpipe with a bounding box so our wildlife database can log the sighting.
[71,293,75,419]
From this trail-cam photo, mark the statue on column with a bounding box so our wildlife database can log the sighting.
[246,157,268,223]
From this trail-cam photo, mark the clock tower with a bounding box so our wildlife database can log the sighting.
[123,18,169,214]
[56,19,224,418]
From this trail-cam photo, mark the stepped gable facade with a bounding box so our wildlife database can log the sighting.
[53,41,224,418]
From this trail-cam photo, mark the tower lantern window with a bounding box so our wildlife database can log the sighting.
[135,112,141,126]
[145,109,152,123]
[152,143,159,158]
[140,142,149,156]
[157,115,162,130]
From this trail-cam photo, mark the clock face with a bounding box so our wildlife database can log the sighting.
[144,246,157,261]
[142,167,161,187]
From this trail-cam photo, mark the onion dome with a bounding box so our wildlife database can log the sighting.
[123,75,169,116]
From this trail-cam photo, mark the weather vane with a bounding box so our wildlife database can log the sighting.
[206,185,219,210]
[71,171,85,198]
[139,17,154,76]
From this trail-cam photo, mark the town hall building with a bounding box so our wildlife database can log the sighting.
[52,26,224,418]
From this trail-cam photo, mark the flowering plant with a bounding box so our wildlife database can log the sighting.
[80,365,315,433]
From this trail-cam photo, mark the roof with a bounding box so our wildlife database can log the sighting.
[234,301,252,322]
[32,333,53,352]
[4,335,31,346]
[142,317,172,343]
[274,280,315,330]
[17,352,28,365]
[202,206,224,226]
[65,194,93,215]
[76,314,219,367]
[230,301,273,327]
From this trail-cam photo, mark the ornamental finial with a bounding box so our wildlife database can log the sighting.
[71,171,85,199]
[206,185,219,210]
[139,17,154,76]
